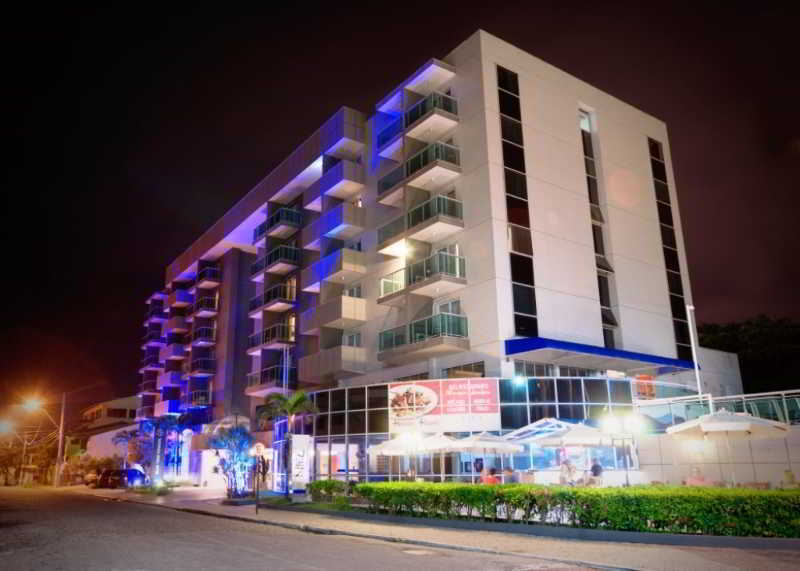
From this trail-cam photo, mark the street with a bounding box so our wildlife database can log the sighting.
[0,488,591,571]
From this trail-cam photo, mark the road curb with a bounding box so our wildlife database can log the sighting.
[84,492,632,571]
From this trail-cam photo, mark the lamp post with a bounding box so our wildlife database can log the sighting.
[686,304,713,413]
[601,413,644,487]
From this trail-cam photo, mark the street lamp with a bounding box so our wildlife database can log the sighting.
[22,397,43,412]
[686,304,714,413]
[0,419,13,434]
[18,395,65,487]
[601,413,644,487]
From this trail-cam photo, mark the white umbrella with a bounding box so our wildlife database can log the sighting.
[666,409,789,485]
[520,423,617,447]
[417,433,460,482]
[450,432,523,483]
[368,433,426,481]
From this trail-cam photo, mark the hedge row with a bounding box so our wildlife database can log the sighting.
[353,482,800,538]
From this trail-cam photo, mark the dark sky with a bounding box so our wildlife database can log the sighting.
[3,2,798,410]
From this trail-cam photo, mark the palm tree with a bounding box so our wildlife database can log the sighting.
[257,391,318,499]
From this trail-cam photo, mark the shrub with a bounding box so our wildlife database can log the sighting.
[354,482,800,538]
[308,479,348,502]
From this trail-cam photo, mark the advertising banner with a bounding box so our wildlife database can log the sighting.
[290,434,312,492]
[388,378,500,433]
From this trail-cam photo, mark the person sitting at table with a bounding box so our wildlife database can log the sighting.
[684,466,712,486]
[559,459,578,486]
[587,459,604,486]
[481,467,500,484]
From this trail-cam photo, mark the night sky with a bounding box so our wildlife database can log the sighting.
[3,3,798,412]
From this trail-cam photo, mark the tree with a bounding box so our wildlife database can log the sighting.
[257,391,318,499]
[699,315,800,393]
[208,425,255,498]
[111,429,138,469]
[0,444,18,485]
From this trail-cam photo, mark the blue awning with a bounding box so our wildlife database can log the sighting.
[505,336,694,374]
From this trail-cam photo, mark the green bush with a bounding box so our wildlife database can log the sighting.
[308,479,348,502]
[354,482,800,538]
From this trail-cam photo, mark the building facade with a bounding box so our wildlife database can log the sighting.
[135,30,743,485]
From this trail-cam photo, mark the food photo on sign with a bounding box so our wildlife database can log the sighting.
[387,378,501,433]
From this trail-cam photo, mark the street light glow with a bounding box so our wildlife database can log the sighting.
[0,419,13,434]
[22,397,43,412]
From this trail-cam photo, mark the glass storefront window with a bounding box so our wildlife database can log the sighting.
[558,404,585,421]
[330,437,347,480]
[348,435,367,481]
[499,379,527,403]
[528,379,555,402]
[315,391,330,413]
[330,413,346,435]
[585,404,610,425]
[583,379,609,403]
[315,414,329,436]
[637,404,673,432]
[348,410,366,434]
[347,387,366,410]
[500,405,528,429]
[315,438,330,479]
[530,404,557,422]
[609,380,633,404]
[557,379,583,402]
[367,385,388,409]
[367,434,390,480]
[331,389,346,412]
[367,409,389,433]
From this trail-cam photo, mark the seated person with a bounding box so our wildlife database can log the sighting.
[587,459,603,486]
[685,466,712,486]
[481,467,500,484]
[559,460,578,485]
[503,467,520,484]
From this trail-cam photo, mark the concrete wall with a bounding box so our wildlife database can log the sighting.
[86,425,132,459]
[670,346,743,396]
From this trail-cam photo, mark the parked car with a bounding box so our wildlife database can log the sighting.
[96,469,149,489]
[84,471,99,487]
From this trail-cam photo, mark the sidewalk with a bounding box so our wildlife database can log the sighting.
[70,486,800,571]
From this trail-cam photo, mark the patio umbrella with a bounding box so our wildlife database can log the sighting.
[666,409,789,486]
[368,433,426,481]
[417,433,460,482]
[450,432,523,483]
[518,422,617,447]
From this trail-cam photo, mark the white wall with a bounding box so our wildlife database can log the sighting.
[86,425,133,459]
[669,346,743,396]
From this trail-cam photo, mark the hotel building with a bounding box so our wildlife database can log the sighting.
[135,30,747,486]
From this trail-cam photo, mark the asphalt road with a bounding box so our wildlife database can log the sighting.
[0,487,593,571]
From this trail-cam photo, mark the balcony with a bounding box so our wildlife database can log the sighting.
[143,305,166,324]
[378,313,469,365]
[301,202,365,250]
[376,116,404,160]
[298,345,366,383]
[247,323,295,355]
[192,296,218,318]
[195,267,221,289]
[168,289,194,308]
[377,195,464,256]
[245,366,297,397]
[181,390,210,409]
[190,358,216,376]
[377,142,460,207]
[405,92,458,144]
[159,343,186,362]
[248,283,296,317]
[303,160,365,212]
[141,330,165,347]
[165,315,189,333]
[192,327,216,346]
[135,405,154,420]
[378,252,466,305]
[138,379,158,395]
[253,208,303,246]
[155,399,181,417]
[157,370,183,389]
[250,245,301,282]
[300,248,366,293]
[298,296,366,335]
[140,354,164,371]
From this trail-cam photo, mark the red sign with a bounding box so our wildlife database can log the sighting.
[388,378,500,433]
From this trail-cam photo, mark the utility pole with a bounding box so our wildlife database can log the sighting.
[19,436,27,486]
[686,304,713,413]
[54,392,66,486]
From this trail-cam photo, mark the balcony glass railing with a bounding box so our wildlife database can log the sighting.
[142,331,165,343]
[145,305,165,319]
[377,142,461,196]
[377,116,403,148]
[405,92,458,127]
[250,245,301,276]
[378,313,468,351]
[190,359,216,373]
[377,215,406,245]
[182,390,210,407]
[196,267,220,282]
[253,221,268,244]
[136,406,154,418]
[142,354,162,367]
[407,195,463,228]
[192,327,215,343]
[248,323,295,349]
[249,283,297,312]
[267,208,302,232]
[139,380,157,393]
[379,253,466,297]
[193,297,218,313]
[247,366,297,388]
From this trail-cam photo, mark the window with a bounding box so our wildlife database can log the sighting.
[504,169,527,199]
[367,409,389,433]
[442,361,485,378]
[437,299,461,315]
[557,378,583,402]
[660,224,677,248]
[506,195,530,227]
[677,343,693,361]
[348,411,366,434]
[673,319,691,345]
[528,378,556,402]
[507,224,533,255]
[515,360,555,377]
[498,90,521,120]
[502,141,526,172]
[345,239,362,252]
[514,314,538,337]
[342,331,362,347]
[666,270,684,296]
[501,405,528,429]
[315,414,329,436]
[510,254,535,285]
[367,385,388,409]
[500,115,524,145]
[596,254,614,273]
[330,389,346,412]
[530,404,557,422]
[654,179,670,204]
[347,387,365,410]
[330,413,346,435]
[584,379,609,403]
[597,274,611,308]
[394,372,429,381]
[497,65,519,95]
[603,327,616,348]
[670,294,687,320]
[650,158,667,182]
[609,380,633,404]
[499,379,528,403]
[513,284,536,315]
[591,225,605,255]
[663,247,680,272]
[657,201,674,227]
[343,284,362,298]
[558,404,585,421]
[601,308,618,327]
